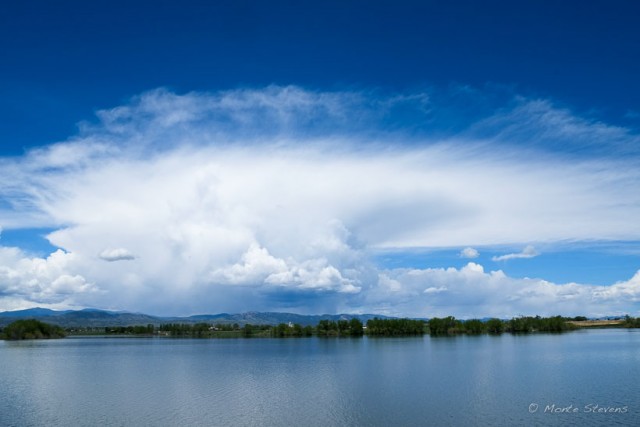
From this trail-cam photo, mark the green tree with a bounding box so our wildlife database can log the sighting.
[623,316,640,328]
[349,318,364,336]
[485,318,504,334]
[367,318,425,336]
[2,319,66,340]
[337,320,350,336]
[463,319,485,334]
[428,316,459,335]
[317,320,338,336]
[273,323,288,337]
[242,323,254,337]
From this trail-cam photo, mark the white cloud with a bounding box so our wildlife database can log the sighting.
[492,245,539,262]
[0,86,639,315]
[365,263,640,318]
[99,248,136,262]
[424,286,448,294]
[460,247,479,259]
[209,243,361,294]
[469,98,640,156]
[0,247,96,306]
[591,271,640,302]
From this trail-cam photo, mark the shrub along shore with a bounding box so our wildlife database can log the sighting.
[1,319,67,340]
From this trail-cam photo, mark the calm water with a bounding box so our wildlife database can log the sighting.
[1,329,639,426]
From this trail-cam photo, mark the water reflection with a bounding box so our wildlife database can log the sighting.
[1,330,638,426]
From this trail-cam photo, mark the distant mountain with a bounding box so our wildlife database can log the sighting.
[0,308,393,328]
[58,310,160,328]
[0,307,71,318]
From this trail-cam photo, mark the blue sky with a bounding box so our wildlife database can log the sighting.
[1,1,640,317]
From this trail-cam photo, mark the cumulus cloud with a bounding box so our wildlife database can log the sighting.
[492,245,539,262]
[459,247,479,259]
[0,85,639,315]
[99,248,136,262]
[0,247,95,306]
[592,271,640,302]
[207,243,360,293]
[365,263,640,318]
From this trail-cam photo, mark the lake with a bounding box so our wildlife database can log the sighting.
[1,328,638,426]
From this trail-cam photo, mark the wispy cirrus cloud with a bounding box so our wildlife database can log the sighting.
[0,85,639,316]
[468,98,640,157]
[492,245,539,262]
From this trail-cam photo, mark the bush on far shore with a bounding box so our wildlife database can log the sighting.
[1,319,67,340]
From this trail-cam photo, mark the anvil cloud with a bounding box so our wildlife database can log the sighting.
[0,86,639,317]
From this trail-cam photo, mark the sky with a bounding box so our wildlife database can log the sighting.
[1,0,640,317]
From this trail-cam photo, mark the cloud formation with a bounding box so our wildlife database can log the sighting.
[209,243,360,294]
[368,263,640,318]
[0,86,639,316]
[0,247,95,309]
[492,245,539,262]
[99,248,136,262]
[460,247,479,259]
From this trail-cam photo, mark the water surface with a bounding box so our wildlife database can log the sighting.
[1,329,638,426]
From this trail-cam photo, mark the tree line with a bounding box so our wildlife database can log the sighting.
[9,314,626,340]
[271,323,314,337]
[316,319,364,336]
[366,318,425,336]
[427,315,577,336]
[153,318,425,337]
[82,318,423,337]
[157,323,271,338]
